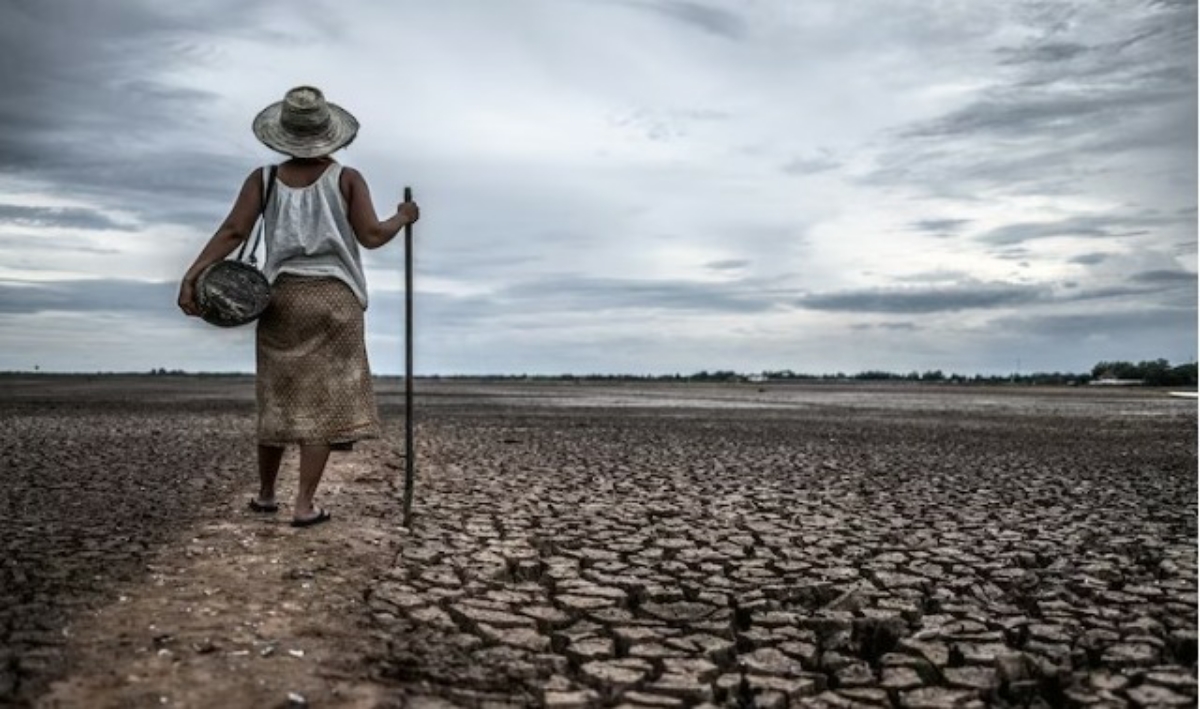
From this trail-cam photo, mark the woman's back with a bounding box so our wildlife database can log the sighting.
[277,159,339,189]
[263,158,369,308]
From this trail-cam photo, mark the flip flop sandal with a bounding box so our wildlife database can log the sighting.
[249,498,279,513]
[291,509,332,528]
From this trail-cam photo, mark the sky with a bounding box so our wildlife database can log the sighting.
[0,0,1195,375]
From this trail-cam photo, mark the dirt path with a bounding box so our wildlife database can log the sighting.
[36,441,408,709]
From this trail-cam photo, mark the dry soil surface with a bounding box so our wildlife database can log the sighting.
[0,377,1195,709]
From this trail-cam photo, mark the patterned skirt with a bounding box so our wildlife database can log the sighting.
[255,275,382,446]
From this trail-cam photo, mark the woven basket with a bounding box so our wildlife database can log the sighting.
[195,260,271,327]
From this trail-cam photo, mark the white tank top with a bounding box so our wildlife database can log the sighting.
[261,163,369,308]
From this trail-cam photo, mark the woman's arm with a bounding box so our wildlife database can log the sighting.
[178,169,265,316]
[342,167,419,250]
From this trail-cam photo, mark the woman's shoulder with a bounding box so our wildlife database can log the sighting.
[338,164,366,187]
[337,164,361,202]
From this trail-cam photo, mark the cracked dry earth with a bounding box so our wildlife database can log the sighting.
[1,378,1196,708]
[364,387,1198,709]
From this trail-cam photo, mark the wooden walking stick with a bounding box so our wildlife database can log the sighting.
[402,186,416,528]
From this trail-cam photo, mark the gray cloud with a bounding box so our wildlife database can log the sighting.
[891,270,973,283]
[1069,252,1110,265]
[15,274,1114,322]
[1056,284,1160,303]
[901,82,1190,143]
[0,1,1192,374]
[797,281,1045,314]
[705,259,749,271]
[850,322,919,332]
[865,0,1196,206]
[781,154,840,176]
[992,247,1031,262]
[0,279,176,315]
[361,273,800,338]
[912,4,1194,141]
[1054,273,1197,309]
[998,41,1091,65]
[910,219,972,237]
[990,307,1196,340]
[610,0,747,40]
[608,107,730,143]
[0,204,129,231]
[503,275,788,314]
[1131,269,1197,285]
[0,233,121,255]
[977,212,1181,245]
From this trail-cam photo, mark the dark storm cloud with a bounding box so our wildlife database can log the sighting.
[0,279,175,315]
[0,1,281,227]
[797,281,1045,314]
[609,0,747,40]
[0,205,128,231]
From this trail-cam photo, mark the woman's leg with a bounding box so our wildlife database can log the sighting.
[257,444,285,504]
[294,444,331,519]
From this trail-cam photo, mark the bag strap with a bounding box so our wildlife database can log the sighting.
[236,164,278,265]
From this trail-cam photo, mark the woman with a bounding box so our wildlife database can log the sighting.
[178,86,419,528]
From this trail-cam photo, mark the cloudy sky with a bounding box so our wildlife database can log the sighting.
[0,0,1194,375]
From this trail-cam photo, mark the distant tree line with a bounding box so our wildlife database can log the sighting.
[416,360,1197,387]
[752,359,1196,386]
[1090,359,1198,387]
[13,359,1196,388]
[757,369,1087,385]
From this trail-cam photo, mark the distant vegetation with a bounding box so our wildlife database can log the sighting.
[1089,359,1198,387]
[6,359,1196,387]
[422,359,1198,387]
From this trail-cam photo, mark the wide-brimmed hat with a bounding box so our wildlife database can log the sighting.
[252,86,359,158]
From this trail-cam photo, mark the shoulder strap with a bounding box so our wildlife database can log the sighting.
[236,164,278,265]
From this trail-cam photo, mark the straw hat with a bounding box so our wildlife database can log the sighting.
[252,86,359,158]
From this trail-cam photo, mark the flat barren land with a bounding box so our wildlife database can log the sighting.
[0,376,1195,708]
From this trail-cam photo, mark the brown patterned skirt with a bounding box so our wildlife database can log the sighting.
[256,275,382,446]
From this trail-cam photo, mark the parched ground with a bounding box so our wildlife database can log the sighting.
[0,377,1195,708]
